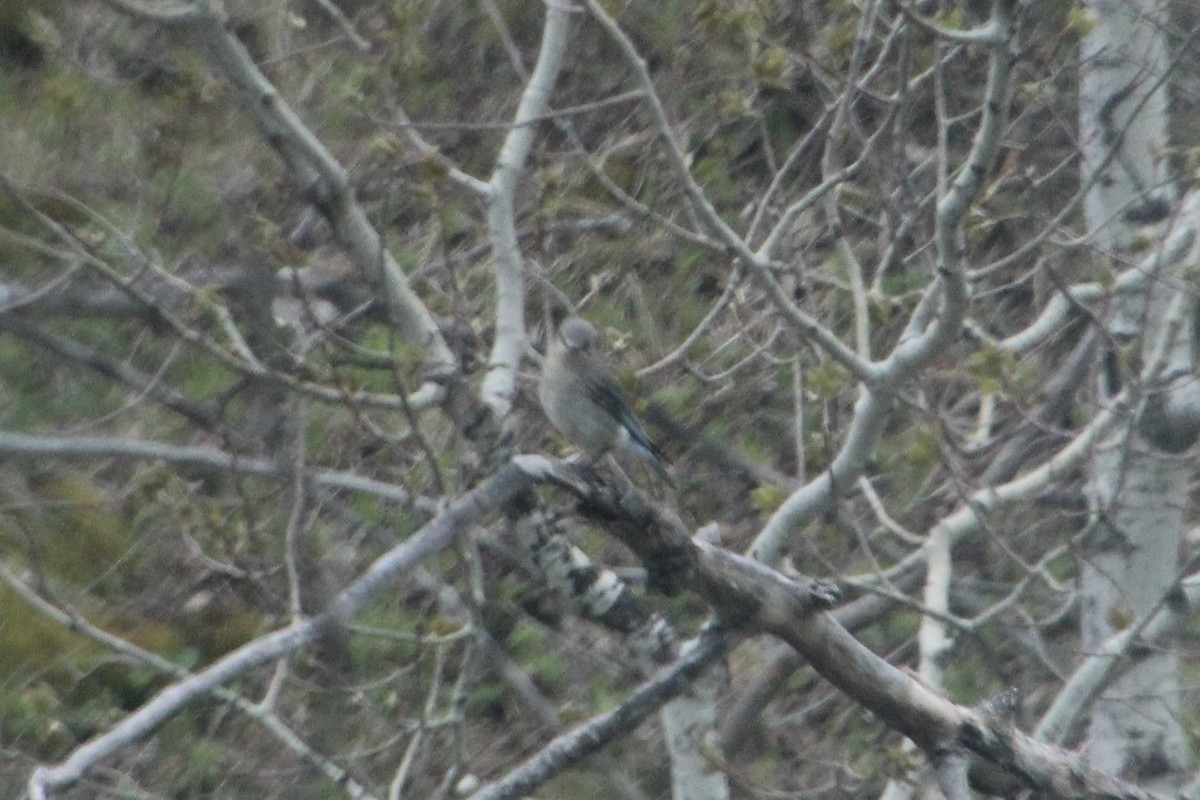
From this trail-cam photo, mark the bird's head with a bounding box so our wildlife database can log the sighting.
[558,317,599,354]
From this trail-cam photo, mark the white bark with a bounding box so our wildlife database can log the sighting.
[26,462,537,800]
[1079,0,1173,252]
[917,530,953,687]
[480,3,572,417]
[660,642,729,800]
[1079,0,1188,787]
[185,0,458,381]
[751,0,1018,566]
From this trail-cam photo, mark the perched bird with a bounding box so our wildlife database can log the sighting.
[539,316,673,486]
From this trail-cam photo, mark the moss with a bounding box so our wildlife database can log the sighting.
[0,586,99,685]
[4,473,136,590]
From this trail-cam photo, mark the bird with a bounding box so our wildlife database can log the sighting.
[539,316,674,486]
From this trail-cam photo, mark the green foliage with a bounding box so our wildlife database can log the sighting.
[506,620,568,694]
[751,45,789,90]
[5,473,136,589]
[148,715,241,798]
[1107,605,1136,632]
[825,17,861,61]
[652,372,701,417]
[40,69,87,113]
[692,144,741,208]
[0,0,1194,795]
[464,675,508,719]
[807,359,849,398]
[941,659,1004,707]
[0,319,148,423]
[900,424,941,472]
[0,587,99,687]
[2,681,76,759]
[349,608,424,671]
[1066,7,1095,36]
[936,8,966,30]
[716,87,754,121]
[966,344,1011,395]
[750,483,786,515]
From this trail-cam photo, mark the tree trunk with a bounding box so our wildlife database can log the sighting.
[1079,0,1187,788]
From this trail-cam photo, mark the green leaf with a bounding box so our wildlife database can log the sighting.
[808,360,849,398]
[751,484,787,514]
[1066,7,1095,36]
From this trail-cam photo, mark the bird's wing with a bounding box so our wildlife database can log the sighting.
[582,367,673,485]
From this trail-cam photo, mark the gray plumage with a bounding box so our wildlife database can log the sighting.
[539,317,673,486]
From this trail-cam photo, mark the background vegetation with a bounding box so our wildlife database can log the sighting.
[1,1,1199,798]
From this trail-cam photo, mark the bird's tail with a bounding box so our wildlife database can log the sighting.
[623,425,675,488]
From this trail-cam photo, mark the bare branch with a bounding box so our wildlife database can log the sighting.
[481,1,572,417]
[166,1,458,382]
[27,460,534,799]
